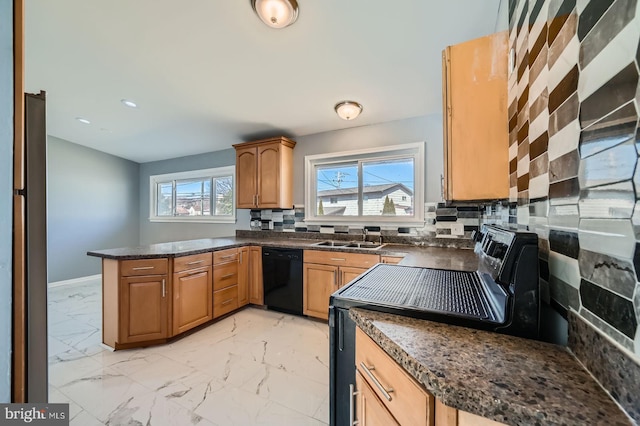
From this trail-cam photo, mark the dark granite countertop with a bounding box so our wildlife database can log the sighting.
[350,308,631,426]
[87,237,478,271]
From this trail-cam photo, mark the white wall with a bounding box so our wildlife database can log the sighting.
[292,114,444,206]
[0,0,13,402]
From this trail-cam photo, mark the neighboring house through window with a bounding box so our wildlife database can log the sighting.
[305,142,425,225]
[149,166,236,223]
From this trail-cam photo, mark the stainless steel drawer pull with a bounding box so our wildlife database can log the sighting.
[330,258,346,261]
[220,254,236,259]
[360,362,393,401]
[187,260,204,265]
[132,266,154,270]
[349,384,360,425]
[162,279,166,298]
[221,298,234,306]
[221,273,235,279]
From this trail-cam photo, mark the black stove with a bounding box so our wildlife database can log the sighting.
[328,224,539,426]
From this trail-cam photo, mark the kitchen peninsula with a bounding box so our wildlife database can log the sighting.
[87,235,478,350]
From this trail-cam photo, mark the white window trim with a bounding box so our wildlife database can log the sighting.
[304,142,425,226]
[149,166,236,223]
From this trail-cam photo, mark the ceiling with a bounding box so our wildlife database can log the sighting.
[25,0,505,163]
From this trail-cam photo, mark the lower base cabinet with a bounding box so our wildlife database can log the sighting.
[355,327,506,426]
[356,370,400,425]
[172,265,213,335]
[120,274,169,344]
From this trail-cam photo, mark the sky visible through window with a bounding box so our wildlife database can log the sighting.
[316,158,414,192]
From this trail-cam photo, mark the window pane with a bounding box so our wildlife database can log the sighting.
[157,182,173,216]
[203,180,211,215]
[176,179,205,216]
[316,163,358,216]
[214,176,233,216]
[362,158,414,216]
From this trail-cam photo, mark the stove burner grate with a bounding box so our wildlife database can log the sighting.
[339,265,492,320]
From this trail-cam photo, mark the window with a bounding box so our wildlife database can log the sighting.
[305,143,424,224]
[149,166,235,223]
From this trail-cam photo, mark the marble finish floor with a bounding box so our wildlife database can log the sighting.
[48,279,330,425]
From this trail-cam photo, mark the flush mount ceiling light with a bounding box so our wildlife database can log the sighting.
[251,0,299,29]
[75,117,91,124]
[334,101,363,120]
[121,99,138,108]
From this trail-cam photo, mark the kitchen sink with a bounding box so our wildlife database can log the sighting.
[314,241,351,247]
[313,240,385,250]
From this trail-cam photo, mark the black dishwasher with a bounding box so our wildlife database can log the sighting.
[262,247,303,315]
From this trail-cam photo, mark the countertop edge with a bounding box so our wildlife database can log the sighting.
[86,237,472,261]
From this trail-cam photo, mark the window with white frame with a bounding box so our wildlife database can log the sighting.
[149,166,236,223]
[305,143,425,225]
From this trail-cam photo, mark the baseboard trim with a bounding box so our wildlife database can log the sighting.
[48,274,102,288]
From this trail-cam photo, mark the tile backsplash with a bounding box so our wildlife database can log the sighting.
[246,203,489,240]
[506,0,640,420]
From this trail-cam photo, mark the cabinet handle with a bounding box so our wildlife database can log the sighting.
[187,260,204,265]
[221,273,235,279]
[132,266,154,271]
[256,194,259,206]
[239,251,243,264]
[330,258,346,261]
[334,270,338,286]
[162,279,166,298]
[220,254,236,259]
[221,298,234,306]
[349,383,360,426]
[359,362,393,401]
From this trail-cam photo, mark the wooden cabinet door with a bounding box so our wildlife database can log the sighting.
[356,371,400,426]
[249,246,263,305]
[238,247,250,307]
[303,263,338,320]
[443,32,508,201]
[172,266,212,335]
[340,266,369,289]
[236,146,257,208]
[256,142,281,207]
[119,275,168,343]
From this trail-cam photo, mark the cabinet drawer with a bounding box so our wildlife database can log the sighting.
[173,252,212,273]
[381,255,404,265]
[357,370,400,426]
[213,285,238,318]
[213,248,238,265]
[304,250,379,268]
[356,328,434,426]
[121,258,168,276]
[213,262,238,290]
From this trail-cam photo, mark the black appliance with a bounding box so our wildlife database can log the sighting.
[329,224,539,426]
[262,247,303,315]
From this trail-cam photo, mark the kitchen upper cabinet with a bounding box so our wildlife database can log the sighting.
[172,253,213,336]
[102,258,170,348]
[233,137,296,209]
[442,32,508,201]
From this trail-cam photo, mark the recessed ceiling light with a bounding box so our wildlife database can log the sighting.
[121,99,138,108]
[75,117,91,124]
